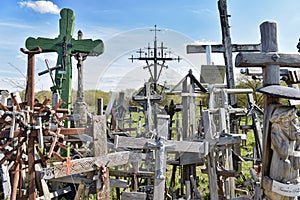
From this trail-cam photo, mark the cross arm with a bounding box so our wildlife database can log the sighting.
[187,44,261,54]
[51,151,141,179]
[235,52,300,68]
[71,38,104,56]
[114,136,208,154]
[25,37,60,53]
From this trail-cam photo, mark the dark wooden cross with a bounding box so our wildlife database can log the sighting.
[25,8,104,116]
[235,21,300,199]
[187,0,261,107]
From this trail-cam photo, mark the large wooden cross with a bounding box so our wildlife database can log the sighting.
[187,0,260,107]
[235,21,300,199]
[25,8,104,114]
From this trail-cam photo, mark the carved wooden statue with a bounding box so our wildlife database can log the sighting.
[269,105,300,199]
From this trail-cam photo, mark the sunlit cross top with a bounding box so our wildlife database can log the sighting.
[25,8,104,115]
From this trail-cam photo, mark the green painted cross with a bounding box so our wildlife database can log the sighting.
[25,8,104,119]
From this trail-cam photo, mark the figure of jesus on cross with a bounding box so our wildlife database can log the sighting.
[25,8,104,127]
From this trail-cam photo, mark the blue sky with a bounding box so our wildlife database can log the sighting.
[1,0,300,92]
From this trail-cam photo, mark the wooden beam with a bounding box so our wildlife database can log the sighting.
[235,52,300,67]
[52,151,142,179]
[122,191,146,200]
[115,136,208,154]
[186,44,260,54]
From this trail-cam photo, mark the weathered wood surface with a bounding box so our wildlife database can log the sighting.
[92,115,109,199]
[115,135,207,154]
[182,78,189,140]
[268,106,300,199]
[122,191,146,200]
[177,152,204,165]
[218,0,235,106]
[235,52,300,67]
[186,44,261,53]
[153,115,169,200]
[109,170,154,178]
[93,115,107,158]
[235,21,300,200]
[0,153,11,199]
[115,135,240,153]
[203,110,219,200]
[263,176,300,197]
[52,151,142,178]
[257,85,300,100]
[51,175,129,188]
[36,186,71,200]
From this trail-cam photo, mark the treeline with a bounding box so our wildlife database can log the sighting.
[32,77,266,114]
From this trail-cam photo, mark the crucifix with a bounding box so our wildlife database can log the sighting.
[25,8,104,125]
[73,30,93,127]
[235,21,300,199]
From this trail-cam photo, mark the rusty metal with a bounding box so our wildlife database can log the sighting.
[57,127,88,135]
[20,47,41,109]
[11,146,21,200]
[20,47,41,200]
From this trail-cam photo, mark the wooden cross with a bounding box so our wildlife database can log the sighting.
[187,0,260,108]
[115,92,128,130]
[235,21,300,199]
[63,157,74,176]
[114,114,242,199]
[25,8,104,115]
[132,82,162,134]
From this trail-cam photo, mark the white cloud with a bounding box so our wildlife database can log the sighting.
[0,22,34,29]
[19,0,60,14]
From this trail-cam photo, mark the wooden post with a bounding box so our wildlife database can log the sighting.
[259,21,280,200]
[93,115,110,200]
[20,47,41,200]
[203,110,219,200]
[181,75,197,197]
[182,78,189,139]
[97,98,103,115]
[153,114,169,200]
[1,152,11,199]
[218,0,240,108]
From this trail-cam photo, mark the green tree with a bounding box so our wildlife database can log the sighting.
[236,75,263,108]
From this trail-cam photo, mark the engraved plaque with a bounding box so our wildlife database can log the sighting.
[200,65,226,84]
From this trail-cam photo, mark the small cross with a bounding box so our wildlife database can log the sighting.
[63,157,74,176]
[47,128,63,158]
[150,25,161,40]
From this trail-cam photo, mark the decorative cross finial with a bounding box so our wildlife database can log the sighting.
[150,25,161,41]
[297,38,300,53]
